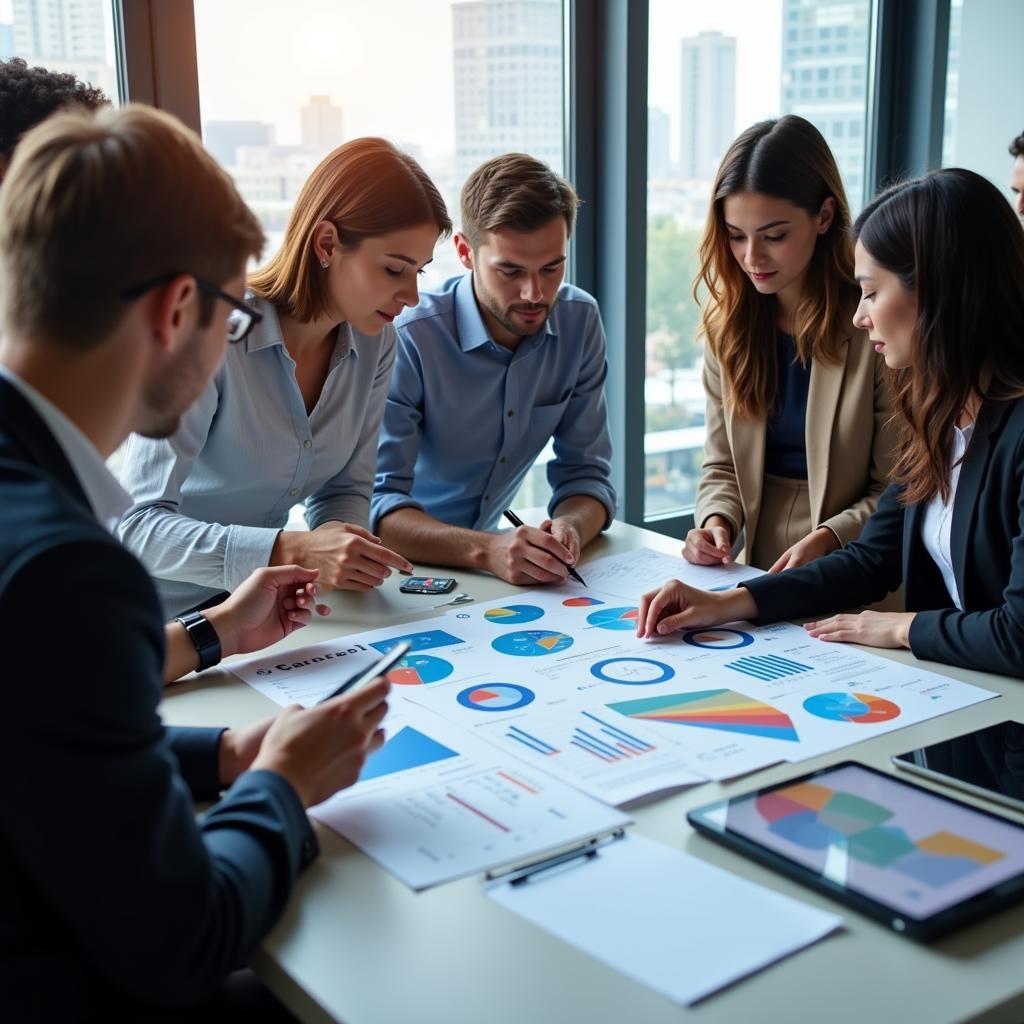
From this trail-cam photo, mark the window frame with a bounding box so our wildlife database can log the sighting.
[116,0,955,539]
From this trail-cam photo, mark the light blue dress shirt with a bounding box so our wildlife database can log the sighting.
[371,274,616,533]
[118,296,396,616]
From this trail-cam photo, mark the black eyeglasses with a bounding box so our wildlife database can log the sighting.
[121,273,263,344]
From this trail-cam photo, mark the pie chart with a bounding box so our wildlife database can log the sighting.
[491,630,574,657]
[682,628,755,650]
[457,683,535,711]
[803,691,901,724]
[586,606,639,631]
[563,596,604,607]
[484,604,545,625]
[386,654,454,686]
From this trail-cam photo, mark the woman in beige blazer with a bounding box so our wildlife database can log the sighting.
[685,115,896,572]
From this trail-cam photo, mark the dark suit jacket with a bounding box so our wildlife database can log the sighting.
[0,377,318,1020]
[744,396,1024,677]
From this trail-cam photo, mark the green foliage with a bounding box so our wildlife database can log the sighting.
[646,216,703,402]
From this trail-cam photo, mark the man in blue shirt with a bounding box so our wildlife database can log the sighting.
[372,154,617,584]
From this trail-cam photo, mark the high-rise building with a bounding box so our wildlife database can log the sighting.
[205,121,275,169]
[11,0,115,97]
[648,106,671,181]
[0,22,14,59]
[13,0,105,61]
[679,31,736,181]
[780,0,871,210]
[452,0,563,183]
[300,96,344,159]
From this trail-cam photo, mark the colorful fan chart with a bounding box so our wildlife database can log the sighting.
[757,781,1005,886]
[563,596,604,607]
[483,604,545,625]
[456,683,536,711]
[386,654,454,686]
[586,606,640,631]
[491,630,574,657]
[607,688,799,742]
[802,692,901,724]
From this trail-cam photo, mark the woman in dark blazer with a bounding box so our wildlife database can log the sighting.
[638,167,1024,678]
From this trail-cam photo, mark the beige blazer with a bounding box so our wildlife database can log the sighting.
[694,323,897,561]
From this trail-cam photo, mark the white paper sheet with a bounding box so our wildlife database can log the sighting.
[487,833,843,1006]
[309,703,630,890]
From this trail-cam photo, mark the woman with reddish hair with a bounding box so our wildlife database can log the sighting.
[119,138,451,616]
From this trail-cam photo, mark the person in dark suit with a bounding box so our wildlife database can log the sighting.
[0,105,389,1020]
[636,167,1024,679]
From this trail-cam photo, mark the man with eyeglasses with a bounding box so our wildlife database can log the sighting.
[0,105,389,1020]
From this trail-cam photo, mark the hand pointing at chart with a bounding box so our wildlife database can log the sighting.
[636,579,759,639]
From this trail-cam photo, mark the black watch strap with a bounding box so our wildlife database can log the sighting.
[175,610,222,672]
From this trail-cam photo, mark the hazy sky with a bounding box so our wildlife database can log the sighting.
[195,0,783,165]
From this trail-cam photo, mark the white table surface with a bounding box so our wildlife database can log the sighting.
[161,518,1024,1024]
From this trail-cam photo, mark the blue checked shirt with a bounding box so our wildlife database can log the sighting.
[371,274,616,533]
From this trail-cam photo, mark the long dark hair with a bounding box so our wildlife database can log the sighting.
[694,115,857,419]
[853,168,1024,504]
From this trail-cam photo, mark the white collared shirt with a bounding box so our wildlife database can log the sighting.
[920,422,974,610]
[0,365,132,533]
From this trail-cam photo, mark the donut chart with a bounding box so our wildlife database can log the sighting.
[590,657,675,685]
[682,628,755,650]
[563,596,604,607]
[456,683,535,711]
[803,691,901,724]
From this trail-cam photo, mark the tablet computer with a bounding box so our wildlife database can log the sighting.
[687,761,1024,940]
[892,720,1024,815]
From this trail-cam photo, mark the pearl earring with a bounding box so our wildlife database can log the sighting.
[320,258,329,269]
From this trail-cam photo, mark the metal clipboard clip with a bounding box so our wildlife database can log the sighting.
[484,827,628,887]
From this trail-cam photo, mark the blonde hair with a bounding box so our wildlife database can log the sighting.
[249,137,450,322]
[694,116,858,419]
[0,103,264,349]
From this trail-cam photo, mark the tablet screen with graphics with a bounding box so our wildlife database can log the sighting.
[688,761,1024,939]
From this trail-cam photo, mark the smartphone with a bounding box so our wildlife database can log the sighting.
[399,575,457,595]
[317,641,411,704]
[892,720,1024,814]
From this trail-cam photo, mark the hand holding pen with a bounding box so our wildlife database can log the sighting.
[497,509,588,587]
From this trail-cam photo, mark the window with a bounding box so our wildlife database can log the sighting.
[193,0,565,513]
[644,0,872,522]
[941,0,1024,206]
[2,0,119,101]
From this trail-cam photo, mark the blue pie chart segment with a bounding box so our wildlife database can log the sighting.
[682,628,755,650]
[590,657,675,685]
[457,683,535,711]
[492,630,574,657]
[586,607,640,631]
[483,604,545,625]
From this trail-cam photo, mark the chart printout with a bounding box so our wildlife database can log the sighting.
[309,703,630,890]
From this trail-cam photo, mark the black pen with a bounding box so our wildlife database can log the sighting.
[502,509,587,587]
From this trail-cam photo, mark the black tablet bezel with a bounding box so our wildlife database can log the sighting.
[686,760,1024,941]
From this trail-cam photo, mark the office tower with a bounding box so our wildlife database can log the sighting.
[0,22,14,58]
[780,0,871,209]
[300,95,344,159]
[679,31,736,181]
[12,0,105,61]
[452,0,563,183]
[204,121,275,169]
[648,106,671,181]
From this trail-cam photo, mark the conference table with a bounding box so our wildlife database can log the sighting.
[161,517,1024,1024]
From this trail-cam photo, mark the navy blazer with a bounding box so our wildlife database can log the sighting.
[745,396,1024,677]
[0,377,318,1019]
